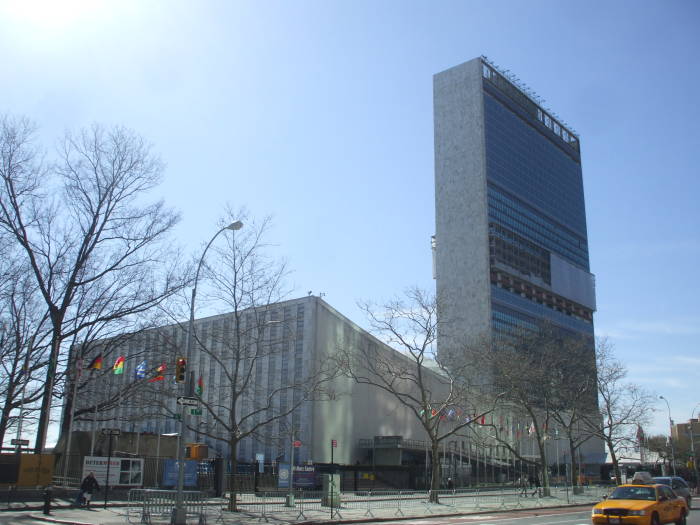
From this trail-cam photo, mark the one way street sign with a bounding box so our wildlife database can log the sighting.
[177,396,199,407]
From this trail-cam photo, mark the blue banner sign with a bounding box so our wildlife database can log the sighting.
[277,463,290,488]
[162,459,197,487]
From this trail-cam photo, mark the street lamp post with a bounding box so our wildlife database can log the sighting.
[689,405,700,489]
[172,220,243,525]
[659,395,676,476]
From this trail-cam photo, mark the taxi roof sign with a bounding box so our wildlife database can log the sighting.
[631,471,653,484]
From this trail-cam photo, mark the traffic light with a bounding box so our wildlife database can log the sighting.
[176,357,187,383]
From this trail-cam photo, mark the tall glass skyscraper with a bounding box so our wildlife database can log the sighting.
[434,56,596,361]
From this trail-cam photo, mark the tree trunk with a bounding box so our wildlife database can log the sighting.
[228,439,239,511]
[569,440,578,486]
[607,439,621,485]
[429,441,440,503]
[536,437,549,493]
[0,404,11,448]
[0,380,17,447]
[34,330,61,453]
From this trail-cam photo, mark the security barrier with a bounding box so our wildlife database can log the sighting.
[123,485,607,524]
[128,489,207,524]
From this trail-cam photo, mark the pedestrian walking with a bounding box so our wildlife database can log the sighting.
[76,472,100,507]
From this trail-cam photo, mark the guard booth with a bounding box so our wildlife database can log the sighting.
[185,443,208,460]
[321,473,340,507]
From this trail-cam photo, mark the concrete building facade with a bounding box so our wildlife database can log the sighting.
[69,296,441,467]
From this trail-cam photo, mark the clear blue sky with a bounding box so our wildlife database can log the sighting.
[1,0,698,444]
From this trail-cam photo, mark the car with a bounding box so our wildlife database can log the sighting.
[591,483,689,525]
[653,477,692,508]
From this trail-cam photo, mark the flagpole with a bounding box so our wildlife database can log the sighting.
[116,387,122,450]
[61,355,81,485]
[555,428,559,485]
[86,355,102,456]
[156,419,161,485]
[91,401,97,455]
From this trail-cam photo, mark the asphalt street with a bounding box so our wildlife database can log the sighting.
[371,507,700,525]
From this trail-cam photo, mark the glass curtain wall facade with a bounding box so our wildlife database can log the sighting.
[482,61,595,338]
[434,56,596,363]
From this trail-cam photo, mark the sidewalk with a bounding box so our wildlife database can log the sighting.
[3,492,600,525]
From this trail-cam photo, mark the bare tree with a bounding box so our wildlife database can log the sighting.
[182,211,335,511]
[334,288,501,503]
[547,332,598,486]
[0,269,51,447]
[645,434,674,471]
[474,323,599,493]
[0,115,187,451]
[581,339,655,484]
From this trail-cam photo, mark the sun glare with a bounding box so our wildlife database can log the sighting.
[2,0,100,30]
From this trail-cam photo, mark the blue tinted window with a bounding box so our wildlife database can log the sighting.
[488,186,589,270]
[484,93,588,238]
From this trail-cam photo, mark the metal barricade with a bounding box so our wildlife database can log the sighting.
[129,488,207,524]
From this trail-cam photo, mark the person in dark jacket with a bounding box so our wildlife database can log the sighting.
[77,472,100,507]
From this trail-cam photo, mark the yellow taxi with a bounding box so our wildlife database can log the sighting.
[591,481,689,525]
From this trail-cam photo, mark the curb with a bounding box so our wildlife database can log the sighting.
[24,514,95,525]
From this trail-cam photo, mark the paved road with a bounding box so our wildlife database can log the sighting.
[372,507,700,525]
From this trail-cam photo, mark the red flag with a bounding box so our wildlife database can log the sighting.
[636,425,645,444]
[87,355,103,370]
[148,363,166,382]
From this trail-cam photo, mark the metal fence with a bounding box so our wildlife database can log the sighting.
[127,489,207,524]
[196,485,611,523]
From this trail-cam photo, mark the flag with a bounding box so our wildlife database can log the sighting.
[196,376,204,396]
[480,414,486,425]
[636,425,645,444]
[113,356,125,375]
[135,360,147,380]
[148,363,166,382]
[87,355,103,370]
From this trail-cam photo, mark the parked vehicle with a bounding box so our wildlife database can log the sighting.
[653,477,692,508]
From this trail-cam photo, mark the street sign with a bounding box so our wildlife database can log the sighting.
[331,439,337,448]
[177,396,199,407]
[189,408,202,416]
[11,439,29,446]
[101,428,121,436]
[293,440,302,448]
